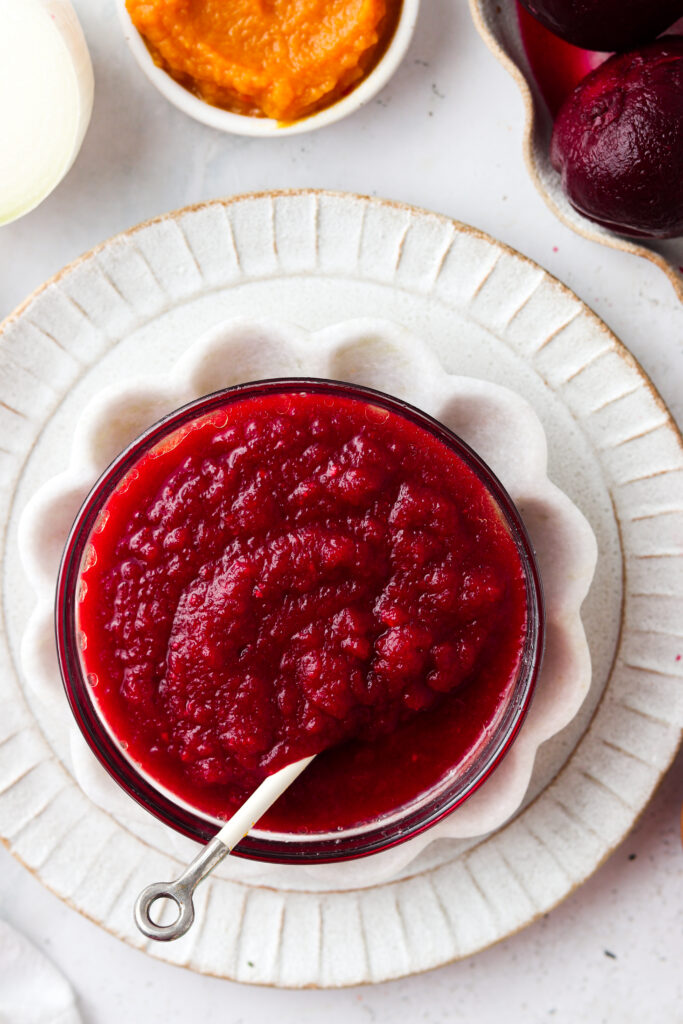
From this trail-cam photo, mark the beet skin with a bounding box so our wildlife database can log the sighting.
[550,38,683,238]
[518,0,683,52]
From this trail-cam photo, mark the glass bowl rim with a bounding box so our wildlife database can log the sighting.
[55,377,545,864]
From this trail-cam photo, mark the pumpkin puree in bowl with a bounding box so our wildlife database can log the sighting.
[126,0,402,122]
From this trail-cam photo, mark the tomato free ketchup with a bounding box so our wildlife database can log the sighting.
[76,387,528,833]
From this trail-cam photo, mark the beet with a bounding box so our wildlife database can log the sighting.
[517,0,683,52]
[550,38,683,238]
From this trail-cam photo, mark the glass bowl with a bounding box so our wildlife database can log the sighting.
[55,379,544,863]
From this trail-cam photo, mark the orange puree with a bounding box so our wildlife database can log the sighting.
[126,0,401,122]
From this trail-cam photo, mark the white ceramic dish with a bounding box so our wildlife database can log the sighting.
[19,315,595,881]
[0,191,681,986]
[469,0,683,303]
[116,0,420,136]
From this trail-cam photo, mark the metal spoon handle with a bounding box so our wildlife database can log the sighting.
[134,755,315,942]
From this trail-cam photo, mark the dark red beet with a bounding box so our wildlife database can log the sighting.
[517,0,683,52]
[550,38,683,238]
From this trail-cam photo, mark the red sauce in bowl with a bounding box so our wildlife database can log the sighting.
[66,382,537,844]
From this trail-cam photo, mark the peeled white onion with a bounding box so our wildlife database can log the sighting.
[0,0,94,226]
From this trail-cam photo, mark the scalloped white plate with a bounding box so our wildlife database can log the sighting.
[18,315,596,889]
[469,0,683,303]
[1,191,682,986]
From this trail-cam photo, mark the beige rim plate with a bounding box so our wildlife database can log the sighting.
[1,190,681,987]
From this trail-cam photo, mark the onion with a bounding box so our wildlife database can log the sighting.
[0,0,94,226]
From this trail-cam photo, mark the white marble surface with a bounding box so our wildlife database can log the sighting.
[0,0,681,1019]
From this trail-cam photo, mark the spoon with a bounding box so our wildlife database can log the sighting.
[134,754,315,941]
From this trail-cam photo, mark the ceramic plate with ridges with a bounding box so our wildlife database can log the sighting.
[1,191,681,986]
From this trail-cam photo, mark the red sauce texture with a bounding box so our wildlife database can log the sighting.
[77,391,527,832]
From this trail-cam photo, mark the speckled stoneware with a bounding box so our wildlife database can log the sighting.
[1,191,682,987]
[469,0,683,303]
[18,315,596,887]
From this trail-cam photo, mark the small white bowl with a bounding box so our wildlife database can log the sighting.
[117,0,420,136]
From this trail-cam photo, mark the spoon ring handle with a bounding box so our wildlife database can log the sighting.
[134,836,230,941]
[134,879,195,941]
